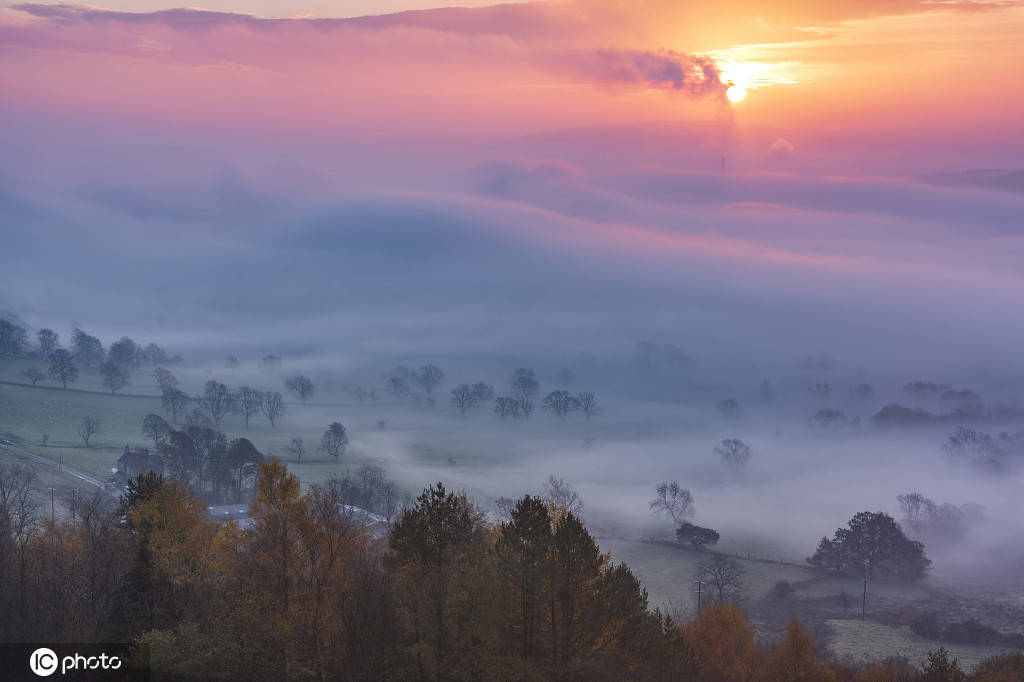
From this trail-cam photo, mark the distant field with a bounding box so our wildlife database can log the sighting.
[828,619,1016,672]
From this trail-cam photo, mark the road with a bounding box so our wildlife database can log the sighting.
[0,440,113,493]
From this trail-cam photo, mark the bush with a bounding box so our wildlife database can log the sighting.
[771,580,795,599]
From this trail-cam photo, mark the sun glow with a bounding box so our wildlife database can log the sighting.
[726,84,747,102]
[712,55,799,104]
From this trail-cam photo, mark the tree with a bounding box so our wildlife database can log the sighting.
[650,481,694,526]
[694,554,744,605]
[470,381,494,406]
[100,360,130,394]
[319,422,348,461]
[449,384,480,415]
[161,387,190,423]
[198,380,234,427]
[138,342,170,365]
[47,349,78,389]
[151,367,178,392]
[762,617,837,682]
[715,399,743,419]
[71,327,105,367]
[808,511,930,580]
[225,355,239,370]
[108,336,139,368]
[0,319,28,356]
[496,494,552,659]
[684,604,757,681]
[259,354,282,371]
[898,492,935,533]
[79,417,101,447]
[260,391,286,429]
[714,438,751,470]
[142,413,171,451]
[675,522,720,549]
[577,392,600,421]
[21,368,44,386]
[494,396,521,420]
[920,647,967,682]
[511,368,540,403]
[414,364,445,399]
[37,328,59,357]
[543,475,583,515]
[285,375,314,404]
[542,390,581,420]
[287,437,305,463]
[235,386,263,428]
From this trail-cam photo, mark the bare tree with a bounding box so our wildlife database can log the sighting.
[714,438,752,470]
[78,417,101,447]
[511,368,540,403]
[225,355,239,370]
[36,328,59,357]
[285,375,315,403]
[471,382,494,405]
[319,422,348,461]
[287,437,306,463]
[235,386,263,428]
[161,387,190,423]
[542,475,583,515]
[695,554,745,605]
[48,349,78,389]
[898,492,935,533]
[494,396,521,421]
[151,367,178,392]
[494,495,516,521]
[21,368,44,386]
[260,391,286,428]
[100,361,130,394]
[542,390,582,420]
[449,384,480,415]
[414,364,445,400]
[650,481,694,526]
[577,392,600,420]
[198,380,234,427]
[141,413,171,451]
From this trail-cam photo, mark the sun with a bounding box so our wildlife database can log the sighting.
[726,84,747,103]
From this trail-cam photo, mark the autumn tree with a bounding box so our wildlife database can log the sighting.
[684,604,758,681]
[48,349,78,389]
[760,617,836,682]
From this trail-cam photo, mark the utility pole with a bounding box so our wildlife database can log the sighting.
[862,559,869,620]
[50,487,55,523]
[696,580,704,614]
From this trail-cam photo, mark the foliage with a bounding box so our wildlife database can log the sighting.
[676,522,720,549]
[808,511,930,581]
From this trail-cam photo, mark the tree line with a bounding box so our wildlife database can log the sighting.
[4,461,1018,680]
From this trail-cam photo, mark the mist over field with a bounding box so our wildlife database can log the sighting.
[2,0,1024,677]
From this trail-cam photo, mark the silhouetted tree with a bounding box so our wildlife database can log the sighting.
[319,422,348,461]
[577,391,600,420]
[650,481,693,526]
[543,390,581,420]
[198,380,234,427]
[108,336,139,369]
[71,327,105,367]
[21,368,44,386]
[142,413,171,451]
[47,349,78,389]
[713,438,751,469]
[808,511,930,580]
[235,386,263,428]
[543,475,583,515]
[285,375,314,403]
[287,437,305,463]
[260,391,285,429]
[511,368,540,404]
[695,554,744,605]
[494,396,521,420]
[79,417,100,447]
[0,319,28,356]
[414,364,444,400]
[37,328,59,357]
[151,367,177,392]
[676,522,720,549]
[161,387,190,423]
[100,360,130,394]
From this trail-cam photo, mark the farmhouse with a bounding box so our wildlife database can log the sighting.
[112,445,164,486]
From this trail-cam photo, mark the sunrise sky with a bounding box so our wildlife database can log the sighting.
[1,0,1022,369]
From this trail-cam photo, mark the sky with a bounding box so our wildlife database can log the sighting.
[1,0,1023,374]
